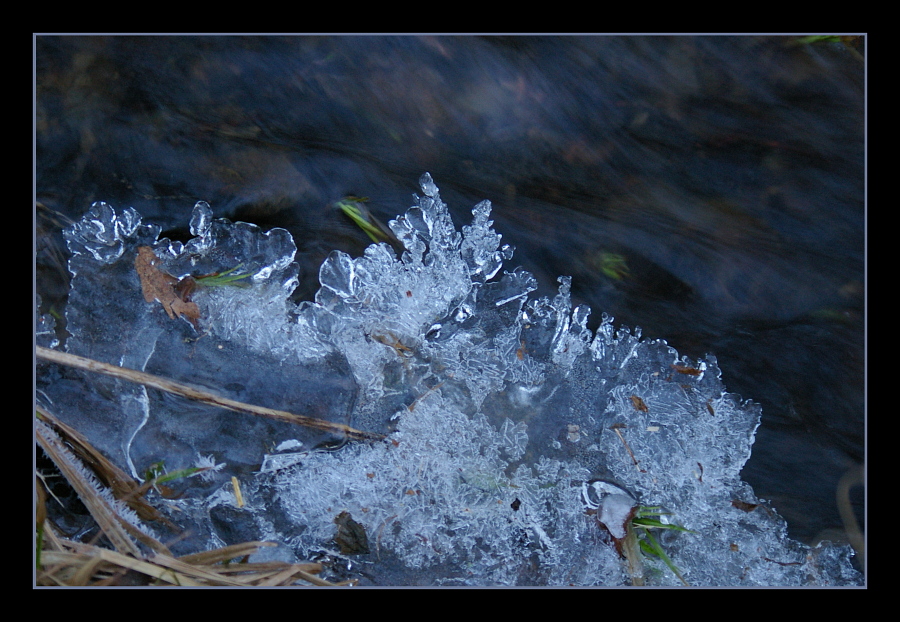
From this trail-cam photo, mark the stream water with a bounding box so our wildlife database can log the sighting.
[35,35,864,548]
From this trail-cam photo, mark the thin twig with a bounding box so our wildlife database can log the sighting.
[36,419,144,557]
[39,539,339,586]
[837,463,865,567]
[37,406,173,530]
[610,423,643,472]
[36,346,385,443]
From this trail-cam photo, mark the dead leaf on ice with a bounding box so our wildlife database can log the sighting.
[135,246,201,328]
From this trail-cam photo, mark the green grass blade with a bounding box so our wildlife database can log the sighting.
[336,199,385,243]
[639,528,689,586]
[195,265,252,287]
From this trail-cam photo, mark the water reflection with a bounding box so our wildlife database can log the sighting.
[36,35,864,546]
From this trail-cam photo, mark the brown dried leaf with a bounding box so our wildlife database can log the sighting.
[671,364,702,376]
[135,246,201,328]
[333,511,370,555]
[630,395,649,412]
[731,499,759,512]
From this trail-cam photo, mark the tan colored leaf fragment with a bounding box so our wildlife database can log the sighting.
[135,246,201,328]
[630,395,649,412]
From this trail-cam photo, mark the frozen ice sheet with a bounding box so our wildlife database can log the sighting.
[38,173,862,585]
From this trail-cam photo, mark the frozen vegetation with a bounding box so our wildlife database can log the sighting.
[39,174,862,586]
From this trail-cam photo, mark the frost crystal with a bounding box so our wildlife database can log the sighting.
[41,174,862,586]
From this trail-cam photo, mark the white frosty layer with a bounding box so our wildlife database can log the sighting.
[49,173,861,586]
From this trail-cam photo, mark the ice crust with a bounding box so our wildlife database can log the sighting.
[41,173,862,586]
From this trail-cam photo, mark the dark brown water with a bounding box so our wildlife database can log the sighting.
[35,35,864,547]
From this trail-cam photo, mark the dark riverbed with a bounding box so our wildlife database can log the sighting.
[35,35,864,549]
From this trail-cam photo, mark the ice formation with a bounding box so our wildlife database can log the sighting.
[38,174,862,586]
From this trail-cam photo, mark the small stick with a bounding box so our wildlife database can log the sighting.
[610,423,643,472]
[36,346,385,443]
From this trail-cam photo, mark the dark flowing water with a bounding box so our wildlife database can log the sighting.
[35,35,865,548]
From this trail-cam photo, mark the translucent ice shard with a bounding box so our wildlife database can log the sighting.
[45,201,356,488]
[38,176,863,586]
[35,295,58,349]
[63,201,159,264]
